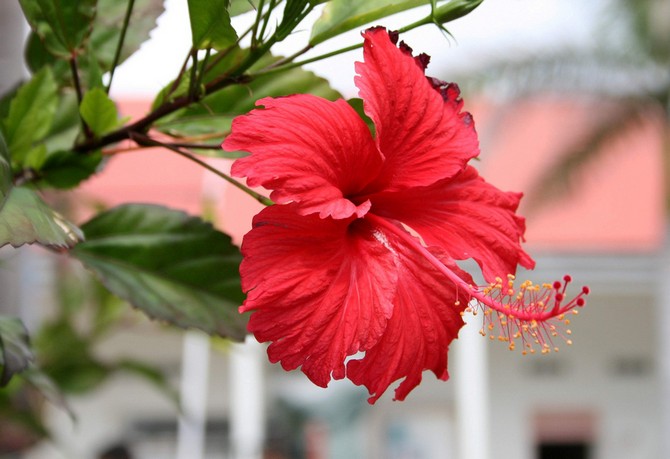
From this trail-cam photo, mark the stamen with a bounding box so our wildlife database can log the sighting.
[472,276,589,354]
[365,214,588,355]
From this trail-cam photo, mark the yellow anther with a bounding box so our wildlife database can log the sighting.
[564,319,571,325]
[566,339,573,345]
[566,329,572,335]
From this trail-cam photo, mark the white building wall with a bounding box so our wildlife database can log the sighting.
[488,260,661,459]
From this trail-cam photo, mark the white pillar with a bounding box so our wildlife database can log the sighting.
[658,237,670,456]
[454,307,490,459]
[0,1,27,96]
[229,337,265,459]
[176,331,211,459]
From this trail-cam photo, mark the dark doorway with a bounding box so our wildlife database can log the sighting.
[537,442,590,459]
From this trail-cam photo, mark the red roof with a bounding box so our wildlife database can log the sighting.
[77,98,665,252]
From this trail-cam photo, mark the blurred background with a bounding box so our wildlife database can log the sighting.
[0,0,668,458]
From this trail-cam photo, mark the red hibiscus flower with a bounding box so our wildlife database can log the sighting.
[223,27,588,403]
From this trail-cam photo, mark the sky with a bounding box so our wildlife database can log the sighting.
[110,0,608,98]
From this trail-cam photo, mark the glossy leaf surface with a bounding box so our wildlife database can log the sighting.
[79,88,119,137]
[310,0,428,45]
[72,204,247,340]
[18,0,97,58]
[0,133,10,206]
[0,317,33,386]
[1,68,58,164]
[0,187,83,249]
[188,0,238,50]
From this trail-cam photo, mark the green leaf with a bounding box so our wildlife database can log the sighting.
[0,187,83,249]
[42,90,82,153]
[151,45,248,109]
[18,0,97,58]
[347,98,375,136]
[0,317,34,387]
[72,204,247,340]
[24,31,70,85]
[1,67,58,163]
[188,0,238,50]
[229,0,256,16]
[0,81,21,120]
[90,0,165,71]
[155,53,342,146]
[432,0,484,25]
[79,88,119,137]
[276,0,312,41]
[0,132,11,207]
[38,149,104,189]
[310,0,429,45]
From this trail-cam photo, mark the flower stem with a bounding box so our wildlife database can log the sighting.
[106,0,135,94]
[131,133,273,206]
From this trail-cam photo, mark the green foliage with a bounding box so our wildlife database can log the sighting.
[1,67,58,165]
[79,88,120,137]
[72,204,247,340]
[432,0,484,25]
[155,53,342,148]
[310,0,429,45]
[90,0,166,71]
[24,0,165,89]
[0,187,83,249]
[0,317,33,386]
[188,0,238,50]
[229,0,257,16]
[0,133,10,206]
[37,149,104,189]
[18,0,97,58]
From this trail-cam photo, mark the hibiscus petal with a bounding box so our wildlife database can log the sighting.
[224,94,382,219]
[355,27,479,192]
[239,204,398,387]
[371,165,535,283]
[347,225,470,403]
